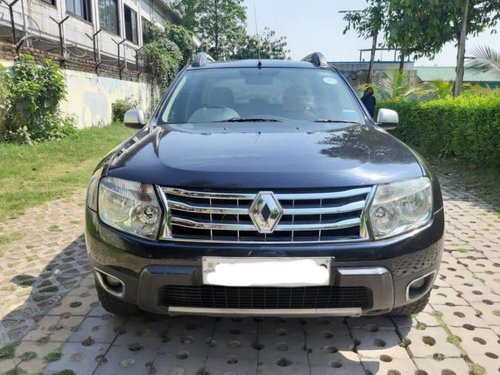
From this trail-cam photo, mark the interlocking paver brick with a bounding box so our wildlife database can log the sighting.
[67,315,125,344]
[92,345,158,375]
[429,286,469,306]
[432,305,487,328]
[41,342,109,375]
[13,340,63,374]
[0,174,499,374]
[310,350,365,375]
[22,314,85,343]
[405,326,461,358]
[413,357,470,375]
[362,357,418,375]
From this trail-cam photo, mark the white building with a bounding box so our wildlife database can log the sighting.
[0,0,184,128]
[0,0,181,66]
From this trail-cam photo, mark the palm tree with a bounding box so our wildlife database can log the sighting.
[466,46,500,79]
[373,70,454,100]
[373,69,414,100]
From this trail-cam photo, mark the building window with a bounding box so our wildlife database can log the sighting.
[41,0,56,6]
[99,0,119,35]
[66,0,92,22]
[124,5,138,44]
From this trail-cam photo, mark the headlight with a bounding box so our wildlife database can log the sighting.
[98,177,162,239]
[368,177,432,240]
[86,174,100,211]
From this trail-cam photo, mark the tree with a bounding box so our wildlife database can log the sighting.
[232,28,289,60]
[164,23,197,67]
[180,0,247,59]
[446,0,500,96]
[466,45,500,78]
[342,0,386,84]
[373,69,414,100]
[347,0,499,95]
[384,0,452,72]
[178,0,198,32]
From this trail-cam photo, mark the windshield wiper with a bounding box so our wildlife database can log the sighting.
[314,119,361,124]
[219,117,282,122]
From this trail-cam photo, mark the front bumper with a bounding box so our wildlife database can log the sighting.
[85,207,444,316]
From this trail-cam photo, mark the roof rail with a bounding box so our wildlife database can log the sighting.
[192,52,215,67]
[302,52,328,68]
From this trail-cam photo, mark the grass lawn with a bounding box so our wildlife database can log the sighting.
[0,122,136,223]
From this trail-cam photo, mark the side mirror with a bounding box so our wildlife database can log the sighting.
[376,108,399,130]
[124,108,146,127]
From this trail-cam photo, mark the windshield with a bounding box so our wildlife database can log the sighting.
[159,67,365,124]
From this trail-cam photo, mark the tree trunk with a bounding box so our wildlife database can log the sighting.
[214,0,219,59]
[453,0,469,97]
[399,52,405,72]
[367,32,378,84]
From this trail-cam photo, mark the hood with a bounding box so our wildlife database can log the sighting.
[106,122,423,189]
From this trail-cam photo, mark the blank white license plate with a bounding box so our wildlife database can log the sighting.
[202,257,331,287]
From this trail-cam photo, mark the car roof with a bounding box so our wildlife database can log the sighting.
[185,59,325,70]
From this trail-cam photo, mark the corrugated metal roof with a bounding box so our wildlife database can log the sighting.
[415,67,500,82]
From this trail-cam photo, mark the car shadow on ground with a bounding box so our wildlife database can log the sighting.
[1,234,90,346]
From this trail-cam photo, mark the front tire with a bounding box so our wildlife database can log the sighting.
[387,291,431,317]
[95,279,140,315]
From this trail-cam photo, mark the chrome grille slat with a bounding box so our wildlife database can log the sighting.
[275,187,371,200]
[277,218,362,231]
[160,186,373,243]
[171,217,257,231]
[168,200,249,215]
[165,187,255,200]
[283,200,366,215]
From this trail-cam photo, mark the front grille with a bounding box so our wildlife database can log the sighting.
[159,186,373,243]
[161,285,371,309]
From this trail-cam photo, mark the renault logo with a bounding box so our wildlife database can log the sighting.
[249,192,283,234]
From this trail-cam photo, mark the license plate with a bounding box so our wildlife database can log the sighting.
[202,257,331,287]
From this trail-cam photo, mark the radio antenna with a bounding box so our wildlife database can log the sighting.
[253,1,262,65]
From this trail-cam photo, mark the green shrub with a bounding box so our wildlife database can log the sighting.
[380,94,500,167]
[164,23,196,67]
[143,21,195,68]
[1,54,75,144]
[142,19,164,45]
[112,97,140,123]
[0,65,8,135]
[141,40,182,90]
[140,21,193,91]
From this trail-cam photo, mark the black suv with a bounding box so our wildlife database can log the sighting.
[85,52,444,317]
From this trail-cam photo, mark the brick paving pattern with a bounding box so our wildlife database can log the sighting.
[0,175,499,375]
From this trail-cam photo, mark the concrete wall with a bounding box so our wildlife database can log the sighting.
[61,69,154,128]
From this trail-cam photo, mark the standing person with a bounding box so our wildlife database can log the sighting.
[360,87,376,118]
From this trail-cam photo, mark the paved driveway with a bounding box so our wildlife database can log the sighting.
[0,175,499,375]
